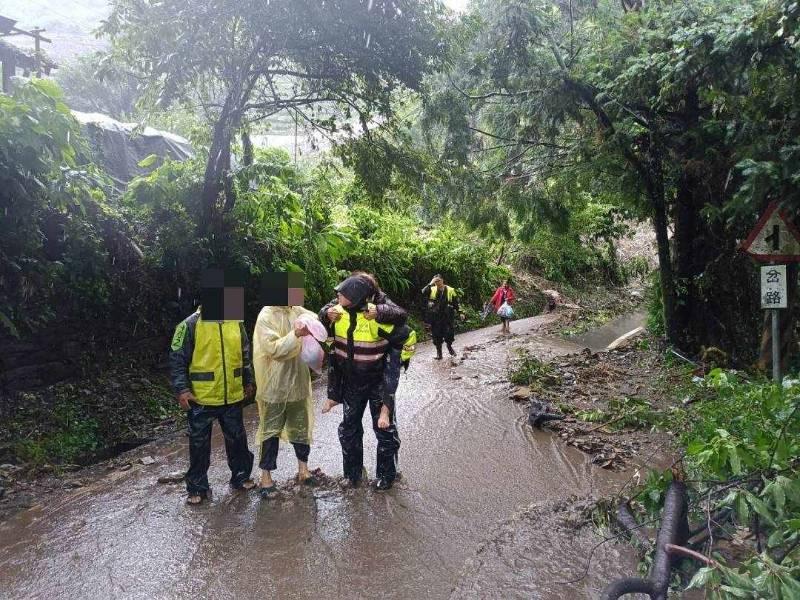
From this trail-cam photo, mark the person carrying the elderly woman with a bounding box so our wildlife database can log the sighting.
[319,270,407,328]
[321,274,416,491]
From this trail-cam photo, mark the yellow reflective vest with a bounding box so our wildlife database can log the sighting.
[331,304,416,366]
[429,285,456,302]
[169,311,251,406]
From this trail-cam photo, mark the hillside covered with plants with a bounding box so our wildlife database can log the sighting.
[4,0,800,595]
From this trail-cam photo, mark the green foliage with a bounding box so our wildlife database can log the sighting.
[3,371,179,466]
[636,371,800,595]
[13,405,100,466]
[0,80,114,337]
[102,0,448,224]
[509,353,559,391]
[575,396,657,430]
[116,145,510,329]
[339,204,509,308]
[416,0,800,356]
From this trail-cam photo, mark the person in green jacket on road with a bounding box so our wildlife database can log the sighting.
[169,269,256,505]
[422,275,464,359]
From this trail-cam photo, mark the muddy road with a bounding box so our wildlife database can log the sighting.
[0,315,644,599]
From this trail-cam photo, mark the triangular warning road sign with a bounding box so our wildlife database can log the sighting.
[741,202,800,262]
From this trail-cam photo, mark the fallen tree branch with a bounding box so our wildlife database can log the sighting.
[665,543,718,567]
[585,412,630,433]
[601,481,689,600]
[615,502,654,551]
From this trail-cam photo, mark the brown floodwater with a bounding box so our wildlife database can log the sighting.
[0,314,645,599]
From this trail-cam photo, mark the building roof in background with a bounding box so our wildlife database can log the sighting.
[0,1,109,64]
[72,110,194,186]
[0,38,57,71]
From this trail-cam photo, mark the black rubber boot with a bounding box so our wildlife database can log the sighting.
[447,343,456,356]
[434,346,443,360]
[374,477,394,491]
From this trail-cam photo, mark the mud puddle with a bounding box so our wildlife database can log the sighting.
[0,314,642,599]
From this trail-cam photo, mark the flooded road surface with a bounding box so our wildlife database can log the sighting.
[569,310,647,351]
[0,315,640,599]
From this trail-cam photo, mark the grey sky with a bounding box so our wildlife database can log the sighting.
[444,0,468,12]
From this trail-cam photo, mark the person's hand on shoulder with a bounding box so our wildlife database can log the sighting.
[326,307,342,322]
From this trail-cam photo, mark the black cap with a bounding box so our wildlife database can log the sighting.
[335,275,374,309]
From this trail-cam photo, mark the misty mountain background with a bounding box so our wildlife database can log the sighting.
[1,0,109,62]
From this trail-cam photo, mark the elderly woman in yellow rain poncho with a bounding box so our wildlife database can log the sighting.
[253,273,320,499]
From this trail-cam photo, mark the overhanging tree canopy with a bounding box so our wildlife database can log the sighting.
[421,0,800,360]
[101,0,447,229]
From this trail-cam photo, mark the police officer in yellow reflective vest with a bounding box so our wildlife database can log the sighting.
[422,274,464,359]
[321,275,415,491]
[169,307,256,505]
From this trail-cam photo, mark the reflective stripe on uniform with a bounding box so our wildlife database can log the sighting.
[189,371,214,381]
[334,348,384,362]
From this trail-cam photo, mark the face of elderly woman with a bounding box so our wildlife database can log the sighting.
[337,292,352,307]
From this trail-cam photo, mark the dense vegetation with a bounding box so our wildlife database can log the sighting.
[4,0,800,590]
[635,372,800,598]
[401,0,800,365]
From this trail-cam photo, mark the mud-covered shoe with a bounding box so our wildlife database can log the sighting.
[340,477,361,489]
[447,344,456,356]
[374,477,394,491]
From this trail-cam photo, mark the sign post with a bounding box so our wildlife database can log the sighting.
[742,203,800,383]
[761,265,787,382]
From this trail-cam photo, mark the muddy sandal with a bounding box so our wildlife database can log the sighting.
[258,485,278,500]
[186,493,206,506]
[299,474,318,487]
[234,479,256,491]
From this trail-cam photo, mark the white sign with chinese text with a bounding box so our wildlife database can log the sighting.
[761,265,788,309]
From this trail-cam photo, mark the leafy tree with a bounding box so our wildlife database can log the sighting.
[55,53,139,120]
[101,0,447,232]
[0,80,111,336]
[420,0,800,360]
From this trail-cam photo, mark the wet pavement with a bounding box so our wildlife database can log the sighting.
[0,315,642,599]
[569,310,647,351]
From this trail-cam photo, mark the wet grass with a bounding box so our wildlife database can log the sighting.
[1,369,181,467]
[509,353,561,393]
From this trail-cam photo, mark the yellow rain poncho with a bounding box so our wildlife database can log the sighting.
[252,305,319,446]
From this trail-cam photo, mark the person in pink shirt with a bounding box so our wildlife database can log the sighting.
[489,280,516,333]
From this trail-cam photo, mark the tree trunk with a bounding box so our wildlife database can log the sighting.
[242,129,254,167]
[201,117,234,233]
[672,171,701,348]
[200,81,246,233]
[646,149,679,346]
[652,198,678,345]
